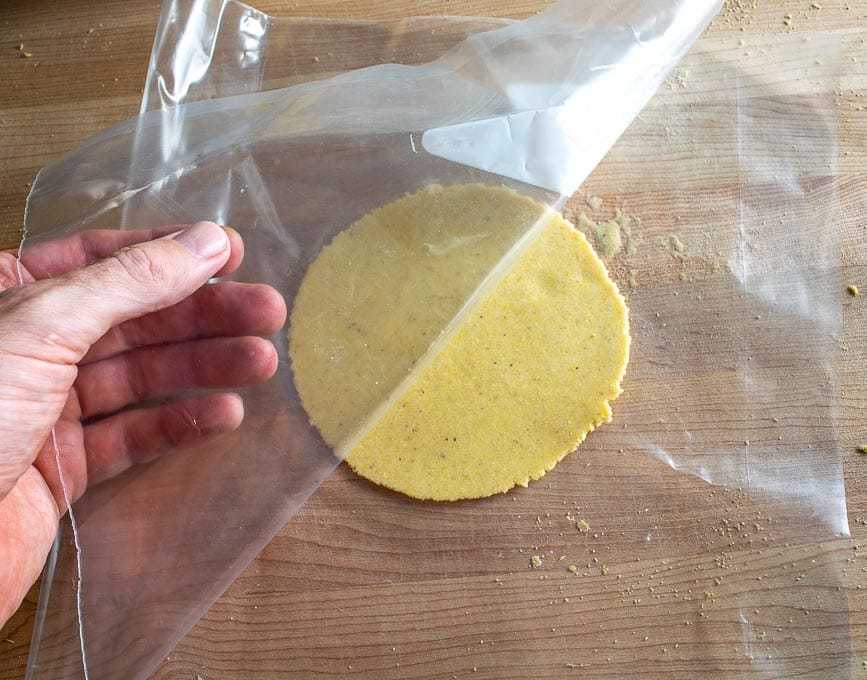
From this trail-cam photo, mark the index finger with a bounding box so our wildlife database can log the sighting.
[10,226,245,280]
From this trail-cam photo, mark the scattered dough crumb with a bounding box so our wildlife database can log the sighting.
[665,67,690,89]
[614,208,635,247]
[593,220,622,261]
[578,212,621,261]
[531,555,543,568]
[573,205,639,266]
[846,284,859,296]
[576,519,591,533]
[670,234,686,259]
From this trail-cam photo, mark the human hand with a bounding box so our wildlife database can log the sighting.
[0,222,286,626]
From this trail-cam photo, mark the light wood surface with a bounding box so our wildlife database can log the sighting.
[1,0,866,677]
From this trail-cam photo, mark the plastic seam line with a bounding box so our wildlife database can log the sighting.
[17,171,91,680]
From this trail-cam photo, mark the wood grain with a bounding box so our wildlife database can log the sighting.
[1,0,866,678]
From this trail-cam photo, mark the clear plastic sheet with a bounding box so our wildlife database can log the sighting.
[17,0,852,677]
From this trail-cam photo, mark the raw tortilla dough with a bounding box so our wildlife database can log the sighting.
[289,184,629,500]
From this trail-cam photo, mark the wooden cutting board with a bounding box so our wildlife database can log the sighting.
[1,1,866,677]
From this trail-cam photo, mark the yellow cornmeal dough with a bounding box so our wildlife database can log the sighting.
[289,184,629,501]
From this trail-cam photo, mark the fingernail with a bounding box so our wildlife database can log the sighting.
[173,221,229,258]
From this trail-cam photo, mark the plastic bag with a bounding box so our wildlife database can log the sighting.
[213,33,852,676]
[18,0,852,677]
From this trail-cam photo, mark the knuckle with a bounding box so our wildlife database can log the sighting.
[110,245,169,287]
[154,402,200,454]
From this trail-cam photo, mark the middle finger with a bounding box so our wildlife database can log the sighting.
[81,281,287,364]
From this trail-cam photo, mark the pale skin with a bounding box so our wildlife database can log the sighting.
[0,221,287,627]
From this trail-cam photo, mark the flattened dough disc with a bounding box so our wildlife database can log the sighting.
[289,184,629,501]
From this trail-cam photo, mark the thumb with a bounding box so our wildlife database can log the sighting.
[9,221,232,363]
